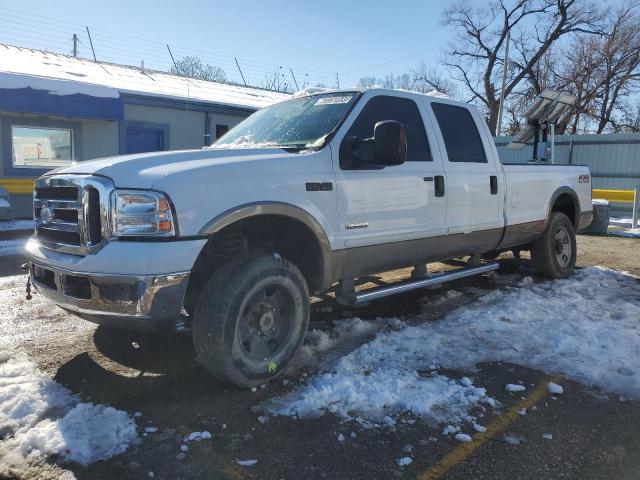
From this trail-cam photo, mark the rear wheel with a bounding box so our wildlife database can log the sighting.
[192,254,309,388]
[531,212,576,279]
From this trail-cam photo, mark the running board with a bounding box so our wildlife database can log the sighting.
[337,262,499,306]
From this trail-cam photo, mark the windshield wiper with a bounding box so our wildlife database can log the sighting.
[274,144,310,152]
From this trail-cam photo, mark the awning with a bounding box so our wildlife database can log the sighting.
[0,72,123,121]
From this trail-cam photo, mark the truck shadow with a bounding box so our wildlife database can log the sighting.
[55,257,530,408]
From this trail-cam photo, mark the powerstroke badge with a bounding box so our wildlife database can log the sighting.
[578,174,590,183]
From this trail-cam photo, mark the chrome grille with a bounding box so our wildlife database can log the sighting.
[34,175,114,256]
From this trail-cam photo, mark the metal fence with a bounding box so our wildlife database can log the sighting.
[495,133,640,192]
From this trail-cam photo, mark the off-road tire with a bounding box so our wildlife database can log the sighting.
[192,254,309,388]
[531,212,576,279]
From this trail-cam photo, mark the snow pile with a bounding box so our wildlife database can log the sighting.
[609,217,640,238]
[0,239,27,257]
[299,317,392,361]
[547,382,564,395]
[0,348,137,471]
[505,384,525,393]
[270,360,490,426]
[291,87,334,97]
[0,220,33,232]
[269,267,640,425]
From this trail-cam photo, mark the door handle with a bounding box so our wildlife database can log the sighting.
[434,175,445,197]
[490,175,498,195]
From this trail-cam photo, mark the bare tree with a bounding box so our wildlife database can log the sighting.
[591,2,640,133]
[261,68,292,93]
[412,62,458,97]
[441,0,604,134]
[170,56,227,82]
[512,1,640,133]
[357,67,457,97]
[356,76,379,88]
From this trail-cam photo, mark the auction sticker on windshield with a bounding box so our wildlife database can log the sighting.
[314,95,355,106]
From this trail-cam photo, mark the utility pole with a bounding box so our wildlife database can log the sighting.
[234,58,247,87]
[72,34,78,57]
[85,27,97,62]
[496,29,510,136]
[335,73,340,89]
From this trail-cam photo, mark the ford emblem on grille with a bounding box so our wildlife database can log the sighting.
[40,204,53,224]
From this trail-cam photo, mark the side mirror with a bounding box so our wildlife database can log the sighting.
[373,120,407,166]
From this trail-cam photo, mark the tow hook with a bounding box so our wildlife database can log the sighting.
[21,263,32,300]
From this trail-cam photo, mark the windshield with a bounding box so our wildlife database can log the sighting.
[211,92,359,150]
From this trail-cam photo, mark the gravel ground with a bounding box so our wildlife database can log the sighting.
[0,233,638,480]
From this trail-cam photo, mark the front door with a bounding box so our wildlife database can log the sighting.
[333,93,448,252]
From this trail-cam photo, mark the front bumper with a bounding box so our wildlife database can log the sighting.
[29,261,190,331]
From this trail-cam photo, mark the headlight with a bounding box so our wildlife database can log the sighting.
[111,190,176,237]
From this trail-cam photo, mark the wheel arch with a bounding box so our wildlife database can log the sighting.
[190,202,334,299]
[546,187,580,230]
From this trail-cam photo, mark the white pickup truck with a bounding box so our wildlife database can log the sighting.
[26,88,592,387]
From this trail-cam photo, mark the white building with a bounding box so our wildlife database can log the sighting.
[0,44,289,217]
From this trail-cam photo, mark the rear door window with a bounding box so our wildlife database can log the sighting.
[431,103,487,163]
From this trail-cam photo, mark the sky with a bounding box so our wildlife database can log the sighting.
[0,0,454,89]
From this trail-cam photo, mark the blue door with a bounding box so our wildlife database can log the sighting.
[126,126,164,154]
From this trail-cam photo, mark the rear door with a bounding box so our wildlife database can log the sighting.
[427,101,504,242]
[332,93,447,249]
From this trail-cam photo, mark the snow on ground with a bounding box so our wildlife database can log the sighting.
[296,317,404,367]
[268,267,640,428]
[609,217,640,238]
[0,220,34,232]
[0,276,92,346]
[0,239,27,256]
[0,348,137,473]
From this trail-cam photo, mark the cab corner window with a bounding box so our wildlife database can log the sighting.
[11,126,74,169]
[431,103,487,163]
[342,95,431,169]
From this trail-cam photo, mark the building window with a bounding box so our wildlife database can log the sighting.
[216,124,229,139]
[11,126,74,168]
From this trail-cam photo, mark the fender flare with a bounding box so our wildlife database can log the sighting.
[545,186,581,230]
[198,201,334,291]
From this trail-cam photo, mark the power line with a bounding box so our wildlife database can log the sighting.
[0,5,337,88]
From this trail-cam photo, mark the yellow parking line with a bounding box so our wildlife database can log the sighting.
[417,374,563,480]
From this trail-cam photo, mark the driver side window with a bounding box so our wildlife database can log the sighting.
[340,95,431,169]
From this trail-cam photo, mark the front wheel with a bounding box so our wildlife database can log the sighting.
[531,212,577,279]
[192,254,309,388]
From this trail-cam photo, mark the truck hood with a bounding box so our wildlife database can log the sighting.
[47,148,293,189]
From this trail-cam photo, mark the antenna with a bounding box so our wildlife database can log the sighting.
[85,27,97,61]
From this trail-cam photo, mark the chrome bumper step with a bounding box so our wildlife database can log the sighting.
[336,262,499,306]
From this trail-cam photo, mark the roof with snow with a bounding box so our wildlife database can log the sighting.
[0,44,290,112]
